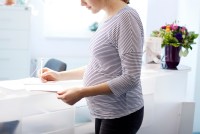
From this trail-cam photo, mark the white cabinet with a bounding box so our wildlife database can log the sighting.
[0,79,76,134]
[137,64,195,134]
[0,6,30,80]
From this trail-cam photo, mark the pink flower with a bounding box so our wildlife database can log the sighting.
[181,26,187,33]
[171,24,178,31]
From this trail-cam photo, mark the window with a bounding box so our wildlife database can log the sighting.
[43,0,148,38]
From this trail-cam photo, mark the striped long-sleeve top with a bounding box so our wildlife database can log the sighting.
[83,5,144,119]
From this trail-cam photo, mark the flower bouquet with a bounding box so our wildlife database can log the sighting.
[151,21,199,57]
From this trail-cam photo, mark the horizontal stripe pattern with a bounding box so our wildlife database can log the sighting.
[83,5,144,119]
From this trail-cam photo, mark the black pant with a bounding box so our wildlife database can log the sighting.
[95,107,144,134]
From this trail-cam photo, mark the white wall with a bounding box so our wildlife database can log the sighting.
[177,0,200,132]
[177,0,200,100]
[29,0,90,72]
[194,39,200,133]
[145,0,179,37]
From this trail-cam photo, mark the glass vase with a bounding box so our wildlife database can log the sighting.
[162,45,182,69]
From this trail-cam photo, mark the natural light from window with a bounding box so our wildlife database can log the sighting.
[44,0,148,38]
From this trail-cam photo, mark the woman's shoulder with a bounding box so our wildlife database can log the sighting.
[103,6,140,29]
[118,6,139,18]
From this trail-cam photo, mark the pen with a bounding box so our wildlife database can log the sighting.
[40,58,44,76]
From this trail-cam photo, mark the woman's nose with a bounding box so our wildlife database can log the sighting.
[81,0,87,6]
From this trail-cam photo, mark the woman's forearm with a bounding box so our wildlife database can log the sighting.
[58,66,86,80]
[80,82,112,98]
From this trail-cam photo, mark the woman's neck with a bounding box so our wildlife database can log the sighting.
[102,0,127,20]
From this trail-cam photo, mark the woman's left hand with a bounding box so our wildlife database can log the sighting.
[57,87,83,105]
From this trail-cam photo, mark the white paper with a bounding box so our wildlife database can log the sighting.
[0,77,83,92]
[24,78,83,92]
[24,84,63,92]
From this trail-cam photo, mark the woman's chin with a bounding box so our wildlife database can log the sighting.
[91,9,100,14]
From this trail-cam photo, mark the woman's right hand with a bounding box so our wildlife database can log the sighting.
[38,68,60,82]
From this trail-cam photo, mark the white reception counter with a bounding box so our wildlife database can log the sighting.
[0,64,195,134]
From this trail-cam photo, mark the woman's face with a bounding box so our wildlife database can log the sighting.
[81,0,105,14]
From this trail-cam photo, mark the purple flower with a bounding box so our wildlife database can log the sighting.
[175,33,183,42]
